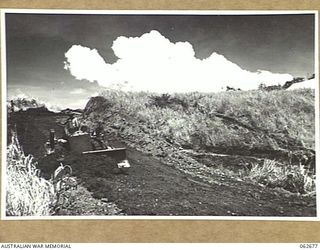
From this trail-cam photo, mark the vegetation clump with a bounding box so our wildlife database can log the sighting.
[247,159,315,194]
[6,133,56,216]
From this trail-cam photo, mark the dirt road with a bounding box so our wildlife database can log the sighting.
[9,111,316,216]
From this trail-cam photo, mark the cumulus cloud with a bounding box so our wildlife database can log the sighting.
[64,30,293,93]
[70,88,86,95]
[287,78,316,90]
[14,89,30,99]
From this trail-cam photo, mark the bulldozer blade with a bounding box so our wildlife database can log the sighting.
[82,148,127,161]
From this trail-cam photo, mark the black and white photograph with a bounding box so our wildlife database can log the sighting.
[2,10,318,219]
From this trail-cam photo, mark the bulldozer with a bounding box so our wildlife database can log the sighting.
[47,114,130,171]
[67,131,129,169]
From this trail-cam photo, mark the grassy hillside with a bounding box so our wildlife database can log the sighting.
[85,89,315,156]
[82,89,315,194]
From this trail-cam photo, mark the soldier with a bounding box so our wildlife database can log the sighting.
[10,100,15,113]
[91,122,108,150]
[64,113,80,136]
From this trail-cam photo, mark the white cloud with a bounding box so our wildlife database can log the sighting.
[64,46,110,83]
[70,88,86,95]
[64,30,293,93]
[15,89,30,99]
[287,78,316,90]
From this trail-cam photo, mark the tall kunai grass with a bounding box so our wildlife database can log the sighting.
[6,133,56,216]
[87,88,315,153]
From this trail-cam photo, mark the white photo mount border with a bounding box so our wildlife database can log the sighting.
[1,9,319,221]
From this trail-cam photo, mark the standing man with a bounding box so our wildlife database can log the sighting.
[10,100,15,113]
[65,113,80,136]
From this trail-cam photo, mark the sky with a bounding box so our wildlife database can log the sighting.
[5,12,315,109]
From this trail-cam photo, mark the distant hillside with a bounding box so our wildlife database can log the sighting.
[7,97,63,116]
[8,97,46,112]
